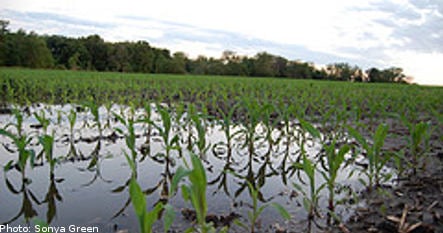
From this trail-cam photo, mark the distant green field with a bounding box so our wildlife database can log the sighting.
[1,67,441,124]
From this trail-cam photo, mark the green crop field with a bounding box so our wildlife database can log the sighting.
[1,68,441,120]
[0,67,442,232]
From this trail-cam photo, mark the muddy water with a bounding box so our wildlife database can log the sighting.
[0,104,379,232]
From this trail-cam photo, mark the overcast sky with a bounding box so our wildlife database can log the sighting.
[1,0,442,85]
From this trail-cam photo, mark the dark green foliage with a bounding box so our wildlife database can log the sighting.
[1,30,53,68]
[0,19,408,82]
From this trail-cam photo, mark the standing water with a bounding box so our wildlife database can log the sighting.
[0,104,392,232]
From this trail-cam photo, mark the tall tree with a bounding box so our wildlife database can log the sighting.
[252,52,275,77]
[0,20,10,65]
[23,33,54,68]
[367,67,381,82]
[129,41,154,73]
[285,61,314,79]
[82,35,108,71]
[107,42,132,72]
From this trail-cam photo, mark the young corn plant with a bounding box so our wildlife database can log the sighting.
[140,103,153,158]
[213,102,238,160]
[85,101,103,138]
[234,182,290,233]
[33,109,50,135]
[38,133,57,176]
[1,108,36,178]
[347,124,391,191]
[114,108,138,163]
[319,138,350,223]
[190,112,210,159]
[182,103,196,153]
[293,119,324,220]
[260,103,281,157]
[65,108,79,160]
[152,104,180,164]
[276,103,297,185]
[172,153,226,233]
[124,153,171,233]
[404,121,431,175]
[237,99,263,158]
[33,109,51,164]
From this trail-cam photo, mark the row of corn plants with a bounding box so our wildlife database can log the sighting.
[1,99,437,232]
[1,68,441,232]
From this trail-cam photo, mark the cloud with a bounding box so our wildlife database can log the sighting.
[354,0,443,53]
[1,9,356,65]
[1,10,114,37]
[1,0,442,85]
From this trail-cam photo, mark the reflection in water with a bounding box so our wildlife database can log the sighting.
[0,104,378,232]
[3,174,39,224]
[42,173,63,224]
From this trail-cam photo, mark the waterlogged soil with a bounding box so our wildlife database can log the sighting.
[329,121,443,233]
[0,104,441,233]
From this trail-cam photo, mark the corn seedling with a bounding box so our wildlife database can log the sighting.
[177,153,225,233]
[123,150,175,233]
[347,124,392,191]
[114,110,138,163]
[85,101,103,138]
[405,121,431,175]
[190,111,210,159]
[38,133,57,175]
[33,110,50,135]
[0,109,36,177]
[214,102,239,160]
[319,138,350,223]
[140,103,153,158]
[293,119,324,220]
[152,104,180,163]
[234,181,290,233]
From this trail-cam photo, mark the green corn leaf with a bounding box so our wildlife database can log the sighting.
[114,127,124,135]
[189,153,207,192]
[316,183,327,195]
[271,203,291,220]
[347,126,368,150]
[0,128,18,143]
[181,185,191,202]
[299,118,320,139]
[302,155,315,179]
[302,197,311,213]
[233,219,248,230]
[170,166,190,196]
[29,149,36,169]
[257,204,268,217]
[129,178,147,232]
[358,178,367,187]
[124,151,136,175]
[4,160,14,172]
[144,202,163,233]
[374,124,388,152]
[292,182,306,196]
[163,204,175,233]
[292,162,303,170]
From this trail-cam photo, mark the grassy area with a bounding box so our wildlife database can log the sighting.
[1,68,441,123]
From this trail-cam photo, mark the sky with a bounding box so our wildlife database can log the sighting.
[1,0,442,85]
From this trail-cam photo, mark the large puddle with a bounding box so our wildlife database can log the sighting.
[0,104,385,232]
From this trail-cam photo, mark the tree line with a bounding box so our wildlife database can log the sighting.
[0,20,408,83]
